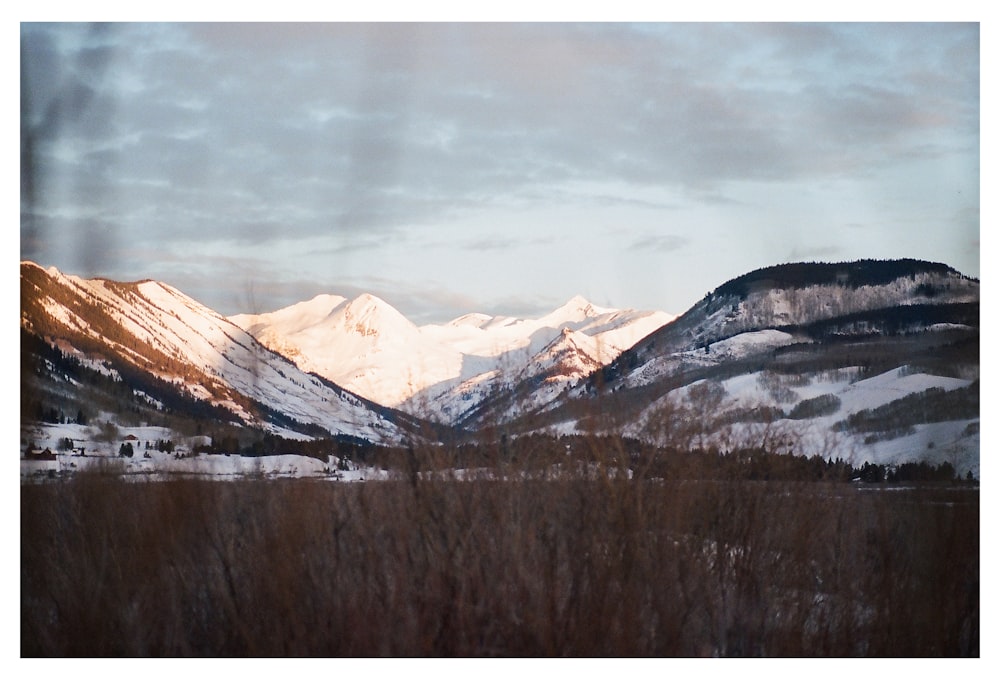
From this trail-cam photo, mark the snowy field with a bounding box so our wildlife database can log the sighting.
[18,420,382,482]
[716,367,979,477]
[21,362,979,483]
[583,365,978,478]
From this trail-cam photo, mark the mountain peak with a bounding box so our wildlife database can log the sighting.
[340,293,416,337]
[350,292,382,305]
[540,295,612,326]
[344,293,395,317]
[563,294,599,313]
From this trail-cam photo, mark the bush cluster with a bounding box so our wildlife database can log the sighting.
[22,448,978,657]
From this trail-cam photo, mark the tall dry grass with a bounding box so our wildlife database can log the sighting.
[21,448,978,656]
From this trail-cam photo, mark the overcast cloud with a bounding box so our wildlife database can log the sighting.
[21,22,979,322]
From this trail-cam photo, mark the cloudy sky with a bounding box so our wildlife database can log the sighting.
[20,21,980,323]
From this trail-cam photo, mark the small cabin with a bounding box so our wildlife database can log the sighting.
[28,448,57,461]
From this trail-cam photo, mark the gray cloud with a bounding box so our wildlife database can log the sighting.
[461,236,522,252]
[630,234,690,253]
[21,22,979,318]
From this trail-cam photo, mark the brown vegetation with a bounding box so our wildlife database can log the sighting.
[21,444,978,656]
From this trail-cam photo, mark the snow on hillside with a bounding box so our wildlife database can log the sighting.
[681,270,978,351]
[677,329,798,366]
[445,312,493,329]
[538,265,979,474]
[616,329,799,391]
[18,419,397,482]
[621,367,979,476]
[536,295,615,326]
[234,292,465,408]
[230,293,348,335]
[231,293,675,423]
[134,284,407,442]
[22,263,411,444]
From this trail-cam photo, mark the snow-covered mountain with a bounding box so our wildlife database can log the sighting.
[508,259,980,475]
[20,262,427,444]
[231,293,465,412]
[230,293,675,424]
[600,259,979,390]
[20,258,979,476]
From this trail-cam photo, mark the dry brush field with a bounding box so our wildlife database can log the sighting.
[21,453,978,657]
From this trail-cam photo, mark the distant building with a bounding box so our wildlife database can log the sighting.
[30,448,57,461]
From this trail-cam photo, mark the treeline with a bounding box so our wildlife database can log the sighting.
[22,327,243,432]
[21,328,130,427]
[632,447,970,484]
[789,302,979,339]
[711,259,966,300]
[835,380,979,435]
[348,434,975,483]
[193,431,373,462]
[856,460,966,483]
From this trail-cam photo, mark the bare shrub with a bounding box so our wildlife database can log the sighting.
[757,371,800,403]
[22,446,978,656]
[787,394,841,420]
